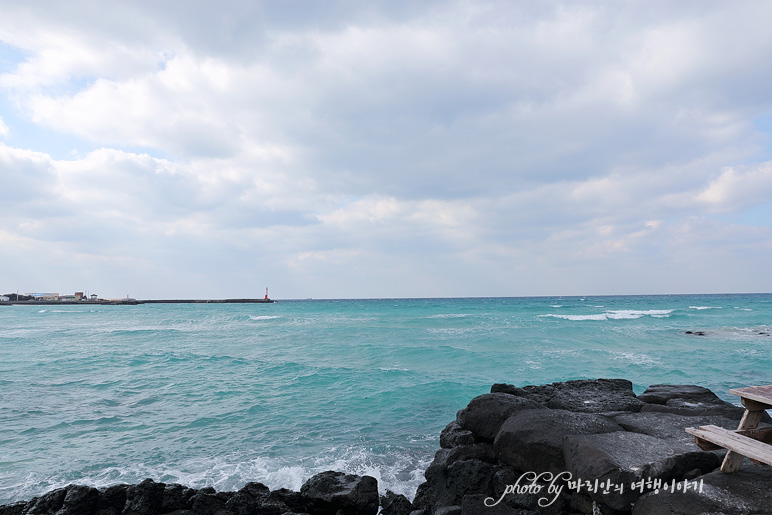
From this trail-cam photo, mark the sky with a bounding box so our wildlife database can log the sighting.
[1,0,771,300]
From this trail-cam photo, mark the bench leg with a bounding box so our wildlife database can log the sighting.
[720,409,764,473]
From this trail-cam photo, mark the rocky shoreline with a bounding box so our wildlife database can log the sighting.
[2,378,771,514]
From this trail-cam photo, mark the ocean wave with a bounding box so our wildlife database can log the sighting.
[540,313,607,321]
[540,309,673,321]
[0,447,431,505]
[248,315,281,321]
[689,306,721,310]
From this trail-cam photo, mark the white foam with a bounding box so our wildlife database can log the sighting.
[540,314,608,321]
[539,309,673,321]
[249,315,281,321]
[609,309,673,318]
[611,351,660,367]
[690,306,721,310]
[0,447,433,506]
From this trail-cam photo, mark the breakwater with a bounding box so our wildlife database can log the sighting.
[0,298,274,306]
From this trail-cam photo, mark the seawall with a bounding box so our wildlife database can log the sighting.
[0,299,275,306]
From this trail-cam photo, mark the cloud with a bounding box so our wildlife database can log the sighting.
[1,1,772,297]
[697,162,772,212]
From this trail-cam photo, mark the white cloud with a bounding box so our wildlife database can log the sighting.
[697,162,772,212]
[1,1,772,297]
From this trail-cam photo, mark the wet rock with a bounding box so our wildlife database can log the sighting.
[631,462,772,514]
[189,490,227,515]
[461,494,540,515]
[456,393,544,441]
[58,485,101,515]
[379,491,413,515]
[25,487,67,514]
[97,484,128,515]
[490,384,527,397]
[299,471,378,515]
[543,379,645,413]
[493,409,623,473]
[161,484,197,513]
[563,431,720,511]
[434,506,461,515]
[636,383,754,421]
[0,503,26,515]
[612,411,739,451]
[267,488,306,513]
[224,482,279,515]
[121,478,165,515]
[439,421,476,448]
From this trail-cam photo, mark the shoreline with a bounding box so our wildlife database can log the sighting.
[3,378,770,514]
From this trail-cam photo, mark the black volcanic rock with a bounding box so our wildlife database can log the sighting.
[493,408,623,473]
[637,383,749,420]
[439,420,476,448]
[299,471,378,515]
[563,431,721,511]
[456,393,544,441]
[632,462,772,514]
[379,491,413,515]
[122,478,165,515]
[24,487,67,514]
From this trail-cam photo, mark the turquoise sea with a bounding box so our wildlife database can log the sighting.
[1,294,771,504]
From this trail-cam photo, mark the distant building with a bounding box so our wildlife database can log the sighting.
[27,293,59,301]
[0,296,9,302]
[90,294,98,301]
[75,292,84,300]
[60,295,78,301]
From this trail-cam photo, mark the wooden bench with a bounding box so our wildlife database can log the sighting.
[686,385,772,473]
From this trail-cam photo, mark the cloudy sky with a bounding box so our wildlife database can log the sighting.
[1,1,771,299]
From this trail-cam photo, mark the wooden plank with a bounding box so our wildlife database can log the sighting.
[737,427,772,444]
[687,427,772,451]
[686,425,772,472]
[690,435,723,451]
[730,385,772,407]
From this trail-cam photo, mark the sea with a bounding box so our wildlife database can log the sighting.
[1,294,771,505]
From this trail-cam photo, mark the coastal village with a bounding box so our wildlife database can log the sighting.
[0,292,123,303]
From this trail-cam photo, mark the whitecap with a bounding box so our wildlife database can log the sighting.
[539,313,608,321]
[539,309,673,321]
[249,315,280,321]
[690,306,721,310]
[607,309,673,319]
